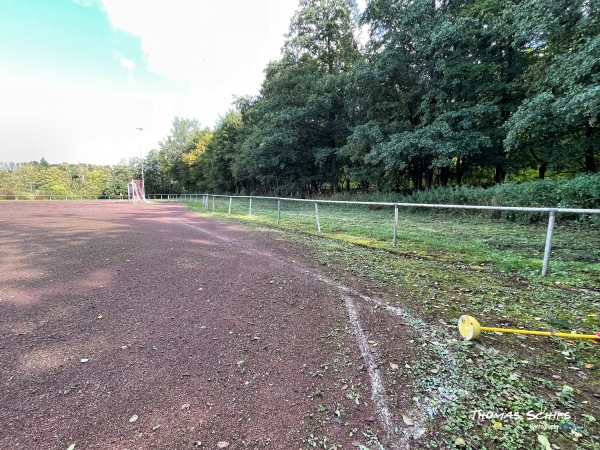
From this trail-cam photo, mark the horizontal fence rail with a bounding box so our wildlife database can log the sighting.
[0,193,185,201]
[3,192,597,278]
[179,193,600,278]
[0,194,127,200]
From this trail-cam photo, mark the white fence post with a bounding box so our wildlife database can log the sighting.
[393,204,398,247]
[249,197,252,217]
[277,199,281,225]
[315,202,321,232]
[542,209,557,277]
[229,197,232,216]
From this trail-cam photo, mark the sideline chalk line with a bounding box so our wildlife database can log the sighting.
[177,220,465,448]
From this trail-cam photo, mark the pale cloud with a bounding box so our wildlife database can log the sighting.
[98,0,301,126]
[97,1,369,132]
[112,50,136,72]
[0,72,172,165]
[70,0,102,7]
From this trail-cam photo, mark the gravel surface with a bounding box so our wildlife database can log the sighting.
[0,201,417,450]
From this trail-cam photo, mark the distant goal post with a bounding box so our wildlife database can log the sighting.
[127,180,147,203]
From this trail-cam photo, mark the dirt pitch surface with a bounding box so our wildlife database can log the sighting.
[0,201,424,450]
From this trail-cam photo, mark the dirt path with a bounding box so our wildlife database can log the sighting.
[0,202,422,450]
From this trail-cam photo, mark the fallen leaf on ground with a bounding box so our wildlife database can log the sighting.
[402,414,414,426]
[217,442,229,448]
[537,434,551,450]
[129,415,138,423]
[390,363,399,370]
[455,437,466,446]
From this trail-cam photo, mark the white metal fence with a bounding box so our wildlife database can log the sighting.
[179,193,600,277]
[3,192,598,277]
[0,193,181,201]
[0,194,127,200]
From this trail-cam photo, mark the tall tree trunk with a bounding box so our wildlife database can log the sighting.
[585,126,597,172]
[330,149,338,194]
[425,167,433,190]
[539,162,548,179]
[440,166,450,186]
[456,158,464,186]
[585,146,597,172]
[494,165,506,184]
[412,164,423,192]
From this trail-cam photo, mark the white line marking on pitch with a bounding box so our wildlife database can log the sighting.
[343,294,397,447]
[177,220,442,448]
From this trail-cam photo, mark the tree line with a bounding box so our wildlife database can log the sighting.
[145,0,598,196]
[0,159,140,197]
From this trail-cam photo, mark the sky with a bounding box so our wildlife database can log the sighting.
[0,0,322,165]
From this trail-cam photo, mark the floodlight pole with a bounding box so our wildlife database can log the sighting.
[136,127,144,199]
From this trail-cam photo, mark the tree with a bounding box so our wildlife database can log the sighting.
[183,128,214,191]
[200,111,244,193]
[104,164,135,197]
[354,0,527,190]
[505,0,600,177]
[144,117,202,193]
[235,59,329,195]
[284,0,360,76]
[233,0,361,195]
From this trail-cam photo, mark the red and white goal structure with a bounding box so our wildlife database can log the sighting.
[127,180,147,203]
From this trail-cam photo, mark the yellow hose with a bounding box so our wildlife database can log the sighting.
[481,326,599,339]
[458,315,600,341]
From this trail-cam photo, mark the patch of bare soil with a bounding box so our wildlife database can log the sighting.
[0,202,417,450]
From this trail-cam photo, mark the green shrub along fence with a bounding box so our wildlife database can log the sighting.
[329,174,600,222]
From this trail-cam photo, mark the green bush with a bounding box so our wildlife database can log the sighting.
[329,174,600,224]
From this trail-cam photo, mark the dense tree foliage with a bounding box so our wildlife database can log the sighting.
[0,160,137,197]
[4,0,597,197]
[506,0,600,178]
[181,0,597,195]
